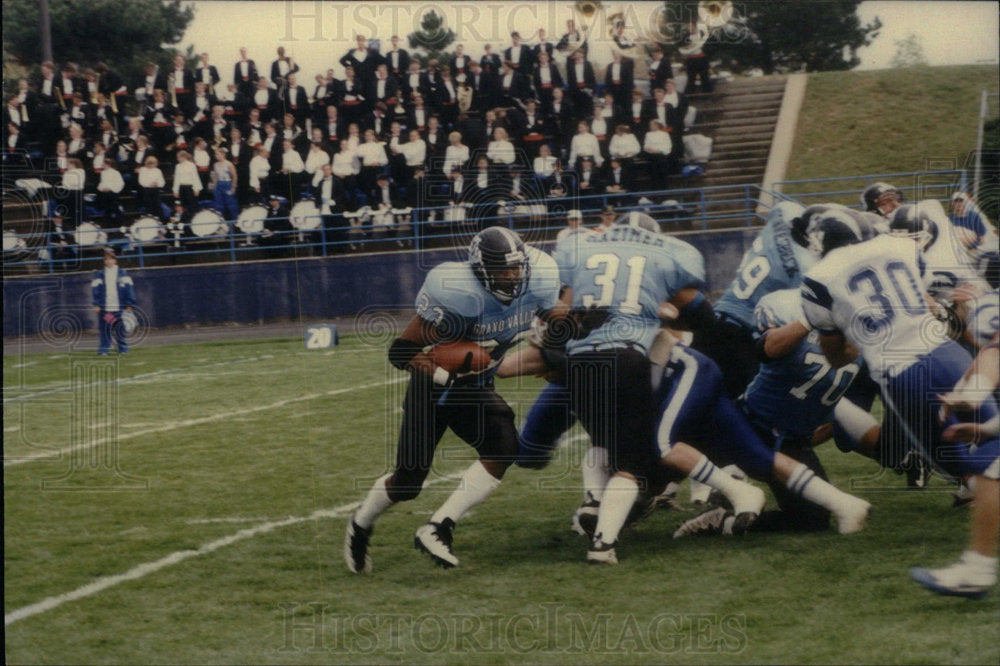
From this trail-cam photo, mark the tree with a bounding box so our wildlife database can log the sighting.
[3,0,195,82]
[407,9,456,64]
[890,33,927,68]
[667,0,881,74]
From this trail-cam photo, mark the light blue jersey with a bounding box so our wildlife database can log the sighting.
[416,246,561,378]
[743,289,861,441]
[555,225,706,354]
[715,201,814,328]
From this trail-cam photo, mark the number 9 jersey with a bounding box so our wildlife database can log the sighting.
[715,201,813,329]
[554,224,706,355]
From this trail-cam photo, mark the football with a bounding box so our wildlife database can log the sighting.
[428,340,493,373]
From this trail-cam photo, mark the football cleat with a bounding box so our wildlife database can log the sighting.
[414,519,458,568]
[689,479,712,506]
[673,506,731,538]
[571,498,600,537]
[835,498,871,534]
[910,562,995,600]
[903,452,931,489]
[587,538,618,565]
[344,516,373,574]
[728,483,766,535]
[952,480,975,508]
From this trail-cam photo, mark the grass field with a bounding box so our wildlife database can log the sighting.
[784,64,1000,203]
[4,335,999,664]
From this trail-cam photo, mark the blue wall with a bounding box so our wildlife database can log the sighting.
[3,229,755,338]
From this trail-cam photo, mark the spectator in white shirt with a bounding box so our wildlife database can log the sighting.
[356,128,388,193]
[172,150,203,211]
[137,155,166,217]
[643,119,674,184]
[556,208,591,242]
[568,120,603,169]
[304,141,331,176]
[332,139,360,178]
[249,146,271,200]
[486,126,516,165]
[279,138,306,199]
[608,124,641,160]
[533,144,558,179]
[443,131,470,174]
[96,160,125,224]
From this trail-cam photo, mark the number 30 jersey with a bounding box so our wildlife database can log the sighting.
[555,225,706,355]
[800,235,950,383]
[743,289,860,441]
[715,201,813,329]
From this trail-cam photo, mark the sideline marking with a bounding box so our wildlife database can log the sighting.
[5,469,465,626]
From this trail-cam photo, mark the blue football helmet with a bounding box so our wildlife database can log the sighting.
[469,226,530,303]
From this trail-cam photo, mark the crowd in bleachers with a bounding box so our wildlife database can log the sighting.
[4,21,702,249]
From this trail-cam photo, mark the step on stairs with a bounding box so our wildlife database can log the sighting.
[679,76,786,230]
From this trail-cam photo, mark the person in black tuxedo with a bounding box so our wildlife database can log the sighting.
[531,50,563,111]
[250,77,279,123]
[385,35,410,81]
[603,157,635,196]
[312,163,348,251]
[270,46,300,95]
[234,47,259,99]
[647,47,674,91]
[449,44,472,78]
[340,35,380,86]
[464,155,507,230]
[480,44,502,77]
[556,19,588,58]
[548,88,575,155]
[503,32,534,74]
[282,73,311,127]
[565,50,596,120]
[195,52,220,94]
[167,53,195,113]
[576,155,604,204]
[369,63,400,112]
[663,79,689,163]
[369,173,406,238]
[513,99,550,159]
[532,28,556,63]
[604,50,634,112]
[465,61,495,112]
[432,68,460,127]
[495,62,530,109]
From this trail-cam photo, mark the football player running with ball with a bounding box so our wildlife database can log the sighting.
[345,227,562,572]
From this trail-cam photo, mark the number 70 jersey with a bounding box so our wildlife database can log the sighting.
[800,234,950,383]
[554,225,706,354]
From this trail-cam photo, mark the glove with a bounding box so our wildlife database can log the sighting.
[102,312,117,325]
[121,310,137,334]
[568,305,612,339]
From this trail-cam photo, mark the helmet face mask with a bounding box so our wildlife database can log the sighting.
[889,204,939,251]
[469,227,530,303]
[806,209,871,258]
[861,182,904,216]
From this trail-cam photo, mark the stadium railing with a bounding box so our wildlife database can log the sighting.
[773,169,969,208]
[3,182,779,274]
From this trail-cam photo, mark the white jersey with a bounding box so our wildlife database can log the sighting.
[907,199,986,303]
[966,287,1000,349]
[800,235,950,383]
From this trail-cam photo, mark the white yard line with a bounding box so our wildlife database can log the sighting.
[5,469,466,627]
[4,353,279,403]
[4,377,407,467]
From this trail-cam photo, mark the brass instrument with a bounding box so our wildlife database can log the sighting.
[699,0,734,30]
[563,0,604,55]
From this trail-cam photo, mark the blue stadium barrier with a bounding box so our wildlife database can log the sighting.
[3,227,760,338]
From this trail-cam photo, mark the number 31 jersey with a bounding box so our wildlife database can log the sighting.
[715,201,813,329]
[800,234,949,383]
[555,225,706,355]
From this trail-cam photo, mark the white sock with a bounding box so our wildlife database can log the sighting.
[786,463,857,512]
[593,475,638,545]
[834,399,879,445]
[690,455,747,502]
[430,461,502,525]
[960,550,999,572]
[582,447,610,503]
[354,473,394,529]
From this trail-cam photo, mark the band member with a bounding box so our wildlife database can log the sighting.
[233,46,259,98]
[385,35,410,81]
[270,46,300,94]
[169,53,195,111]
[196,52,221,94]
[250,76,278,123]
[282,73,311,127]
[340,35,380,84]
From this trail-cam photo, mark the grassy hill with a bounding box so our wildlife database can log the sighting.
[784,65,999,199]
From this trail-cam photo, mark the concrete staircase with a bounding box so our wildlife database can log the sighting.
[682,76,787,228]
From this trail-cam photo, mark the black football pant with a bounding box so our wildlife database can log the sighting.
[386,371,519,503]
